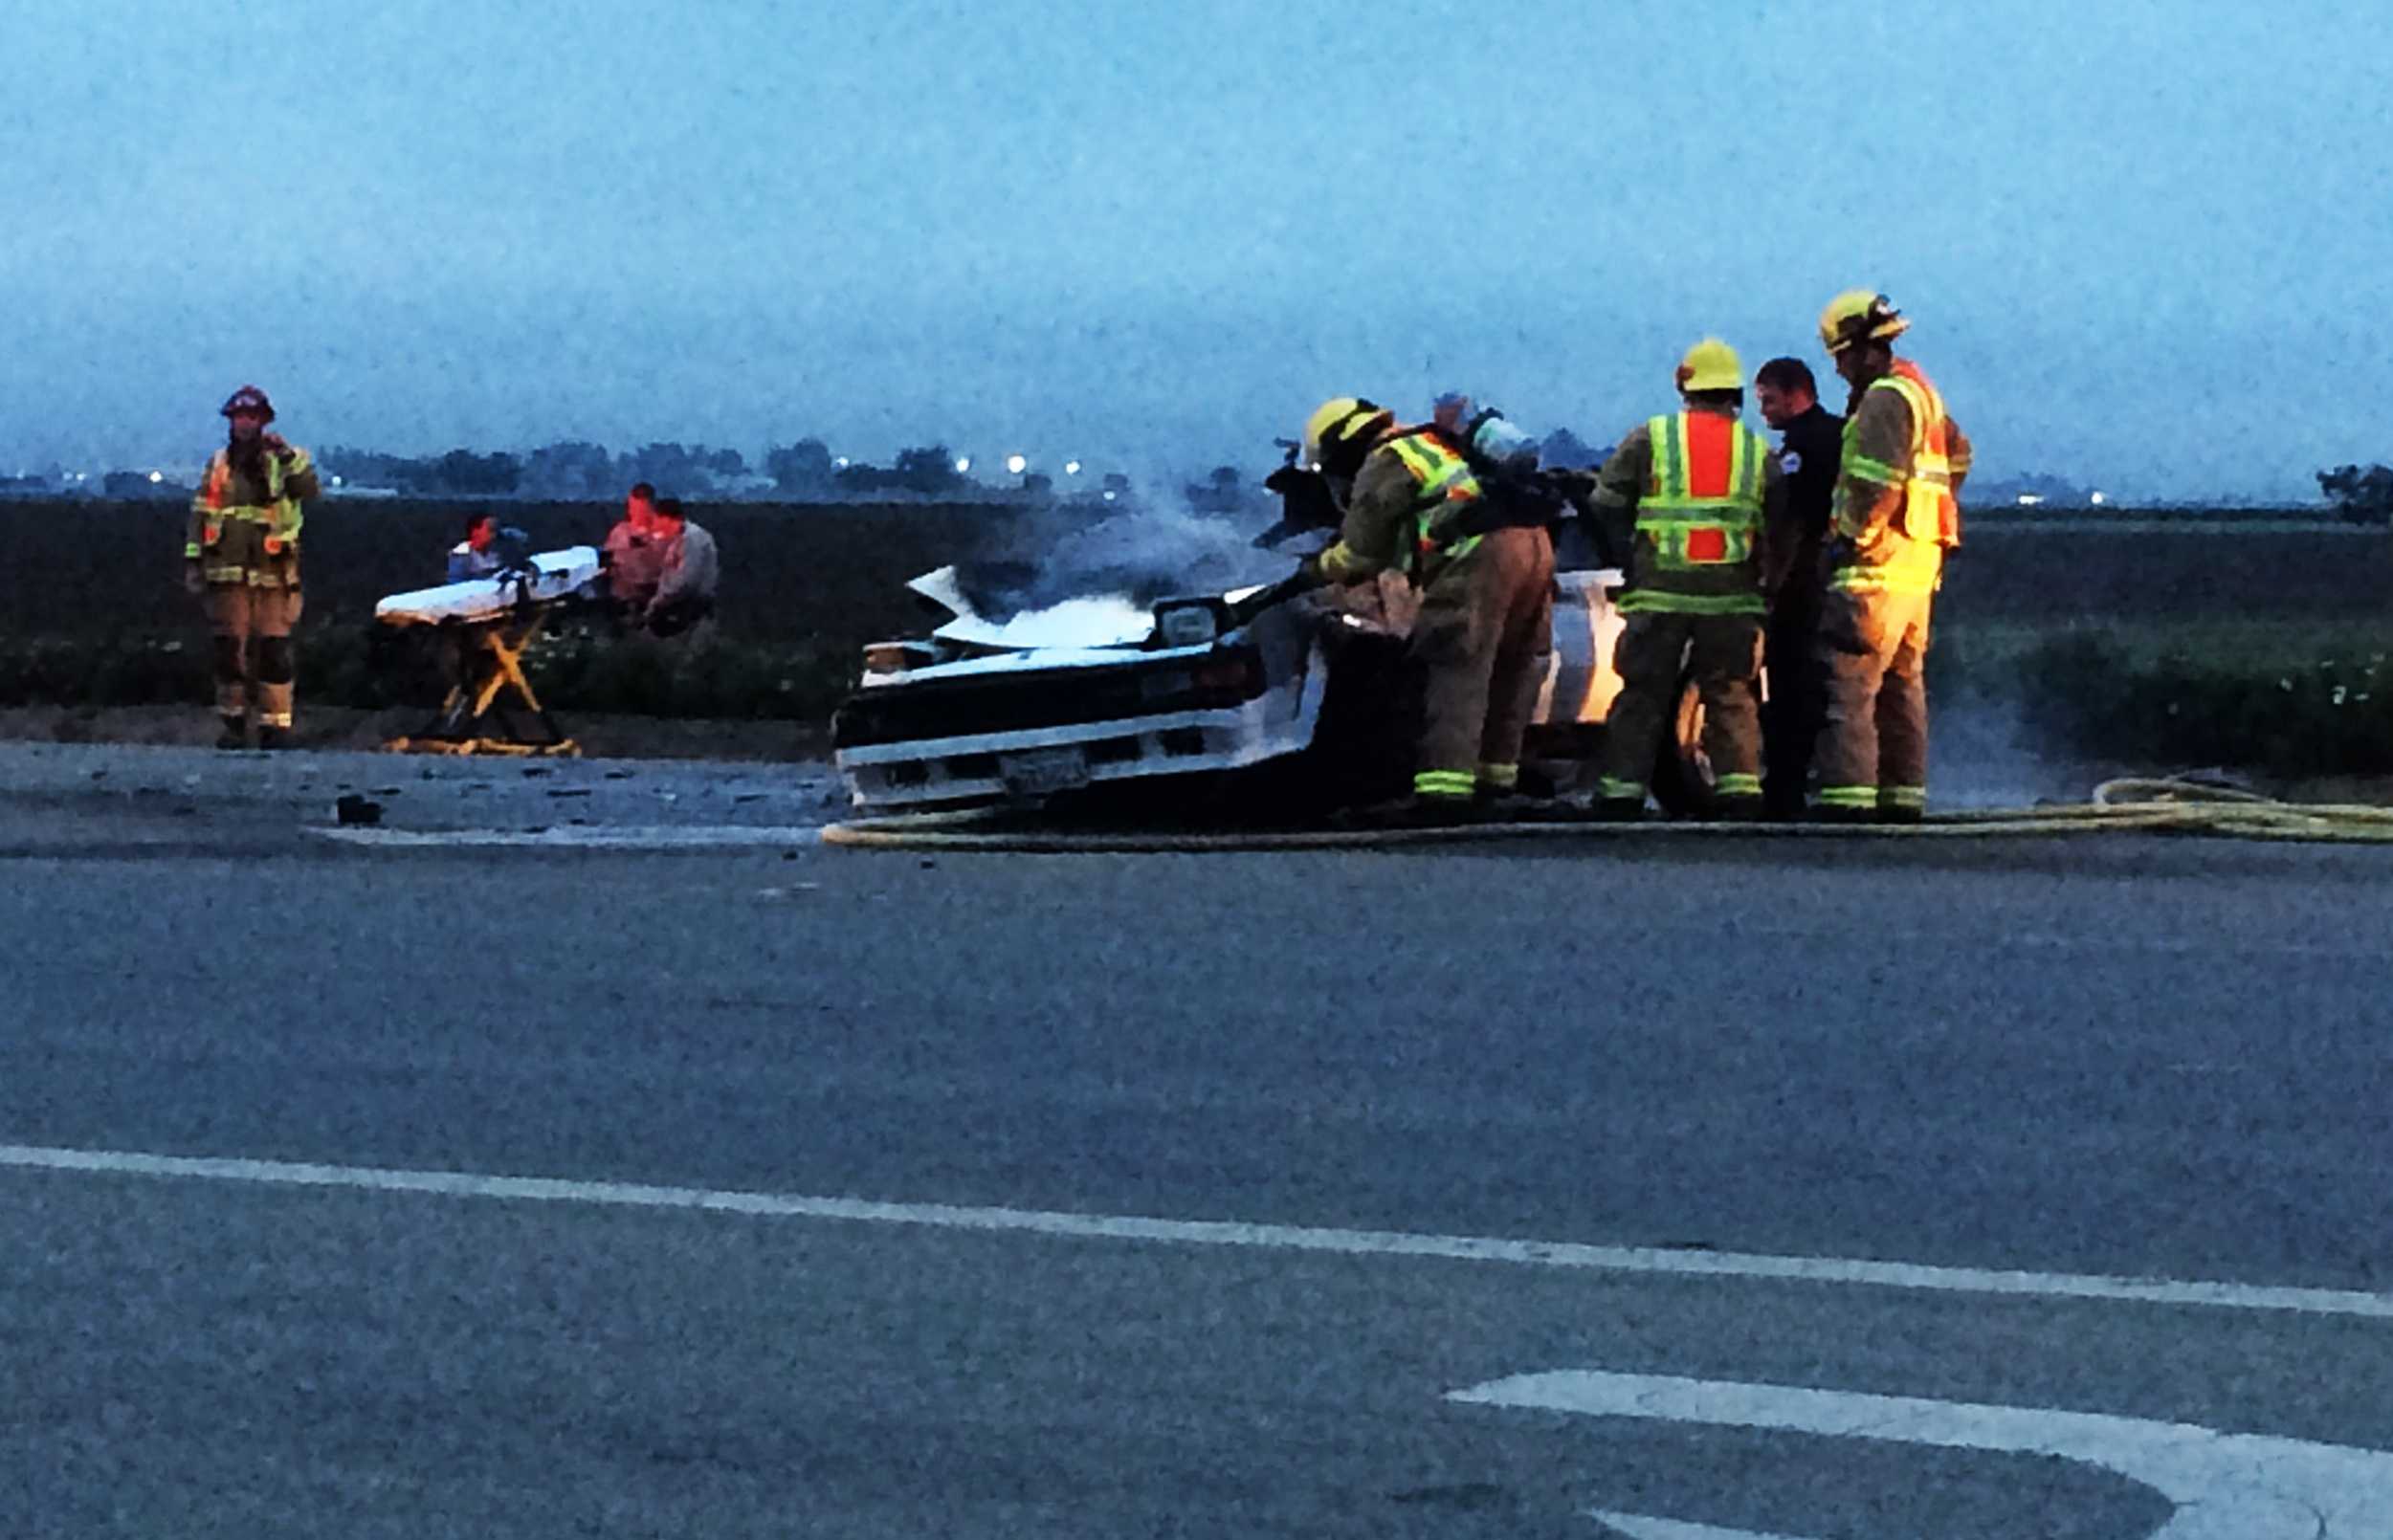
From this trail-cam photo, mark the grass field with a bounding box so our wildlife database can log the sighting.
[11,497,2386,639]
[0,496,1033,646]
[1938,518,2392,625]
[1937,616,2391,680]
[0,495,1273,719]
[4,498,2389,767]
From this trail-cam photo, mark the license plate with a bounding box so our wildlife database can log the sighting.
[999,746,1089,798]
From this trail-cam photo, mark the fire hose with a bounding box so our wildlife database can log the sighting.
[819,777,2393,853]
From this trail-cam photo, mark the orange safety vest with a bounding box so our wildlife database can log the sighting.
[192,449,306,551]
[1876,360,1959,547]
[187,446,312,586]
[1830,361,1957,596]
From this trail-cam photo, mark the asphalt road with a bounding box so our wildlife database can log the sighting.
[6,743,2393,1538]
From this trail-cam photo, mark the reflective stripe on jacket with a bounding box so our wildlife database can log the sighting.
[1619,409,1770,616]
[1829,360,1956,598]
[1318,429,1486,587]
[186,446,314,585]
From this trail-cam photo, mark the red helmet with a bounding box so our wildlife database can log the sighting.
[220,385,276,422]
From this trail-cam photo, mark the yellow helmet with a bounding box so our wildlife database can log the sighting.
[1301,396,1393,467]
[1818,290,1909,354]
[1674,338,1744,394]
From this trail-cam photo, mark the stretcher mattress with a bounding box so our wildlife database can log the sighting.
[375,546,605,626]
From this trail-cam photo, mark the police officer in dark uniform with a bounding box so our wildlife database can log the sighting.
[1754,357,1844,820]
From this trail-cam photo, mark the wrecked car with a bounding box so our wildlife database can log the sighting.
[830,558,1714,819]
[831,422,1731,819]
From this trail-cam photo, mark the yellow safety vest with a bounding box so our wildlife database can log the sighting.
[1619,410,1770,616]
[1381,431,1486,576]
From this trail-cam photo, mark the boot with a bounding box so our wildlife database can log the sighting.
[257,725,292,751]
[1474,783,1561,822]
[214,715,248,751]
[1336,794,1494,831]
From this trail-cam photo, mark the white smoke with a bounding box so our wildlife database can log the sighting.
[954,477,1296,617]
[1929,687,2146,809]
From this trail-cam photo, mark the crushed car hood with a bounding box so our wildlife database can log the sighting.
[881,643,1225,687]
[908,565,1153,650]
[903,565,1268,654]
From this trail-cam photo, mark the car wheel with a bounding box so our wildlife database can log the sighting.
[1520,721,1603,800]
[1217,627,1410,821]
[1290,627,1416,813]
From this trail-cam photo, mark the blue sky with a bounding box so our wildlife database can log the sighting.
[5,0,2387,499]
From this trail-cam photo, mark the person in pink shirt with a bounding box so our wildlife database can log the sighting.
[603,482,664,616]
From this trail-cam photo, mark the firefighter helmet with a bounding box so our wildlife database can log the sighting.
[1469,411,1537,468]
[219,385,276,422]
[1301,397,1393,472]
[1818,291,1909,355]
[1674,338,1745,394]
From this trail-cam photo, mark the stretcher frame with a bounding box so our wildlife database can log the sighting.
[381,605,583,758]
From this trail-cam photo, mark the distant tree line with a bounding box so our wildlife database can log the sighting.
[320,441,756,499]
[2318,464,2393,524]
[310,437,1000,500]
[1,421,1620,506]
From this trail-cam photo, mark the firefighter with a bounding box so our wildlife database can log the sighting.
[1754,356,1844,819]
[184,385,321,749]
[1300,396,1556,825]
[1586,340,1785,820]
[1809,291,1972,824]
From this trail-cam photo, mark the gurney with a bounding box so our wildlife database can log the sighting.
[374,546,606,756]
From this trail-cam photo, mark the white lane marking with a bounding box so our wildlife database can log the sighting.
[1454,1370,2393,1538]
[3,1142,2391,1322]
[1588,1514,1811,1540]
[308,824,823,849]
[1739,921,2393,964]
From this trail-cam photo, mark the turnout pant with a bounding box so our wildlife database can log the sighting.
[1811,585,1933,816]
[1599,610,1764,806]
[1762,584,1826,819]
[1409,525,1555,799]
[207,583,303,728]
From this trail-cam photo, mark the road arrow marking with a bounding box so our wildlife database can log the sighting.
[1453,1370,2393,1538]
[1588,1514,1811,1540]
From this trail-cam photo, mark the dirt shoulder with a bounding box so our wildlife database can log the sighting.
[0,704,828,764]
[5,703,2385,816]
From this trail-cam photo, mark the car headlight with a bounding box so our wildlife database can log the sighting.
[1153,600,1221,649]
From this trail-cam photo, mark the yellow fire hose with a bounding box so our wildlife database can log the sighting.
[819,777,2393,853]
